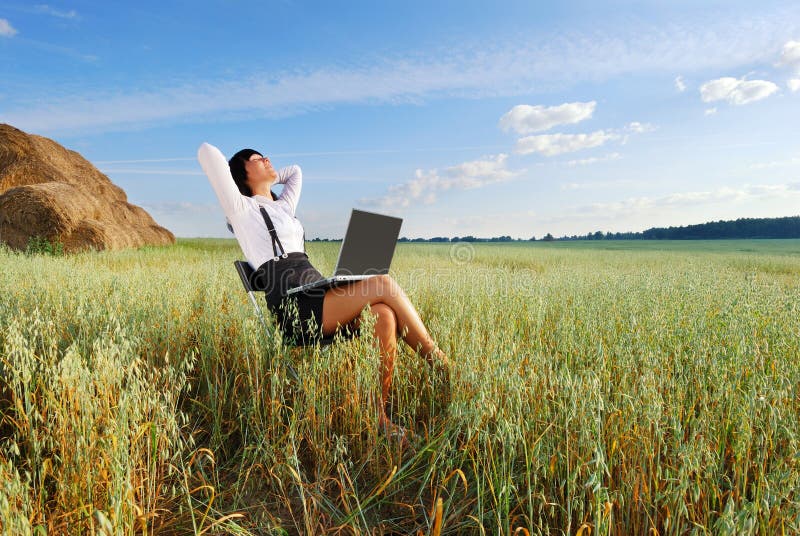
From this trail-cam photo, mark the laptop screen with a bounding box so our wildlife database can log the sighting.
[334,209,403,276]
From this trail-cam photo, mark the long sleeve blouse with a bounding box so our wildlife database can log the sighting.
[197,142,307,269]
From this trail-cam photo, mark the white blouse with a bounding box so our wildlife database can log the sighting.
[198,142,306,269]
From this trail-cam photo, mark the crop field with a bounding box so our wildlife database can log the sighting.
[1,239,798,535]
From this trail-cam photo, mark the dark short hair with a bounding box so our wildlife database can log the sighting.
[228,148,278,200]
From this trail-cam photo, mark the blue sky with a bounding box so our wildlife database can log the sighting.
[2,1,799,239]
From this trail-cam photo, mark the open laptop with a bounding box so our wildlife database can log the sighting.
[286,209,403,295]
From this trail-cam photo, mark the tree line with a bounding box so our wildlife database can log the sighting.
[306,216,800,242]
[547,216,800,241]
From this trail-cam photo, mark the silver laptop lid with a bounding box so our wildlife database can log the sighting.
[334,209,403,276]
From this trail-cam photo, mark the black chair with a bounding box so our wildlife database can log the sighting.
[234,260,346,343]
[233,261,355,379]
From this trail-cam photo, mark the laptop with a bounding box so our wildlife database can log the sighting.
[286,209,403,295]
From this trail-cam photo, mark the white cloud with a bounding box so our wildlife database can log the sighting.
[705,107,718,115]
[700,77,779,105]
[788,79,800,92]
[515,130,618,156]
[779,40,800,71]
[0,18,18,37]
[498,101,596,134]
[3,8,799,133]
[625,122,656,133]
[360,154,519,209]
[34,4,79,19]
[675,76,687,92]
[443,154,518,187]
[565,153,621,167]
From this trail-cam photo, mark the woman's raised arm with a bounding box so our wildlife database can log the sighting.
[276,164,302,215]
[197,142,246,216]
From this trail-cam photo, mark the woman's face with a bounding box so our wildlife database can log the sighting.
[244,152,278,190]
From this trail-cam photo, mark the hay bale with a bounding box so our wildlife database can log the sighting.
[0,123,175,252]
[0,182,98,249]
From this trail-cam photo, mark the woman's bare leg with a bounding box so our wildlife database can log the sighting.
[322,274,438,357]
[321,275,451,430]
[369,303,398,428]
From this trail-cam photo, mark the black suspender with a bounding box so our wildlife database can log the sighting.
[259,204,307,260]
[259,206,288,261]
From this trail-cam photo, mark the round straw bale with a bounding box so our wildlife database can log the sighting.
[0,123,176,252]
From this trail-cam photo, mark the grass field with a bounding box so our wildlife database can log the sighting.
[1,238,798,535]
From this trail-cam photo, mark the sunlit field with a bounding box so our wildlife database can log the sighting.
[1,238,798,535]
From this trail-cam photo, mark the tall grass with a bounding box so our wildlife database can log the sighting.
[1,239,798,534]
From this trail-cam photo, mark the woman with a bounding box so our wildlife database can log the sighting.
[198,142,450,439]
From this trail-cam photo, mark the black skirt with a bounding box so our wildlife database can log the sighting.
[251,252,326,345]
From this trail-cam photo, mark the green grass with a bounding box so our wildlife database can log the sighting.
[1,239,798,534]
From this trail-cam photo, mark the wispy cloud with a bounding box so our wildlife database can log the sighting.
[705,107,718,116]
[3,8,799,133]
[560,177,637,190]
[139,201,219,216]
[700,77,779,105]
[625,122,656,134]
[749,156,800,169]
[359,154,519,209]
[498,101,595,134]
[515,130,619,156]
[578,182,800,216]
[565,152,621,167]
[435,182,800,237]
[0,18,18,37]
[14,37,97,62]
[788,79,800,92]
[102,167,389,183]
[137,201,226,237]
[100,168,205,176]
[92,145,508,164]
[441,210,538,235]
[94,157,197,164]
[34,4,79,20]
[674,76,687,92]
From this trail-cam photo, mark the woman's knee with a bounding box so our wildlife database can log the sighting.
[370,273,398,297]
[370,302,396,329]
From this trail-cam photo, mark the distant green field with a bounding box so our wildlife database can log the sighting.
[175,236,800,256]
[1,239,798,534]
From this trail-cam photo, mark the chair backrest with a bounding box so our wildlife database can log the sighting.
[234,260,256,292]
[234,260,270,332]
